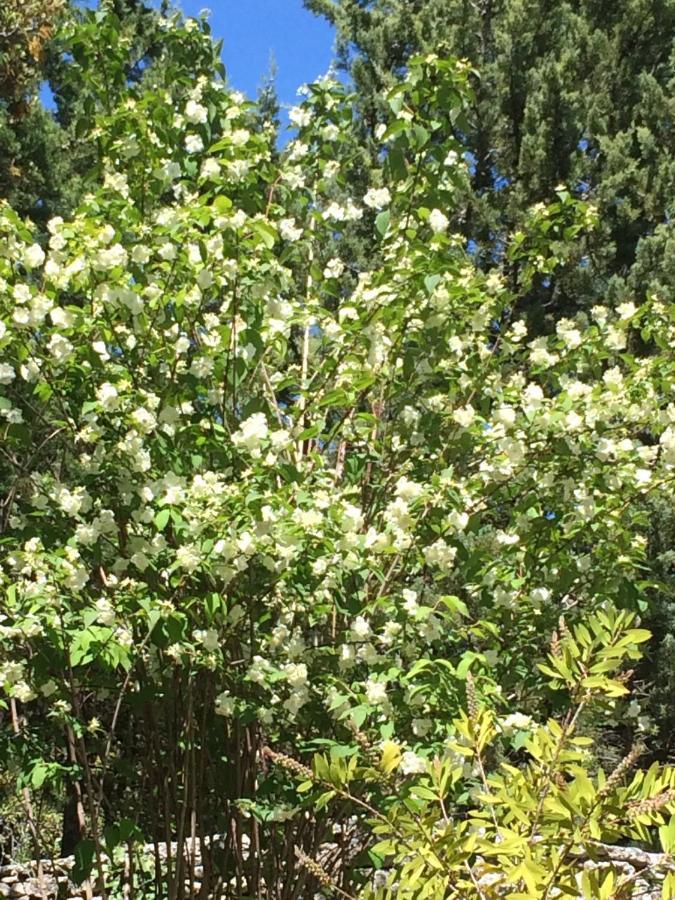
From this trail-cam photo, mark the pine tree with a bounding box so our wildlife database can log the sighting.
[0,0,169,224]
[304,0,675,327]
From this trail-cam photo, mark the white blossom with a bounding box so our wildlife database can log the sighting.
[363,187,391,209]
[428,208,449,233]
[233,413,269,451]
[24,243,45,268]
[400,750,427,775]
[185,99,208,124]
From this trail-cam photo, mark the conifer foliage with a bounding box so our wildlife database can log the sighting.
[305,0,675,320]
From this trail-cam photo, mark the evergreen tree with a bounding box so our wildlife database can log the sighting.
[0,0,170,224]
[0,0,75,223]
[305,0,675,327]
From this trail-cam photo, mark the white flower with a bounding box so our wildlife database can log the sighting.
[323,258,345,279]
[231,128,250,146]
[233,413,269,451]
[13,682,36,703]
[158,242,177,261]
[14,284,31,304]
[606,326,627,351]
[92,340,110,361]
[499,712,533,734]
[395,476,423,501]
[428,208,449,234]
[452,404,475,428]
[351,616,371,640]
[185,134,204,153]
[493,406,516,428]
[446,510,469,531]
[132,245,151,264]
[200,157,221,179]
[617,301,637,320]
[423,538,457,572]
[96,382,119,411]
[247,655,270,685]
[659,426,675,465]
[0,363,15,385]
[94,243,127,271]
[50,307,75,329]
[215,690,235,716]
[289,106,311,128]
[278,218,303,242]
[400,750,427,775]
[444,150,459,166]
[95,597,116,627]
[55,486,86,516]
[284,688,309,715]
[13,307,29,326]
[402,589,419,615]
[363,187,391,209]
[176,544,201,573]
[269,429,291,451]
[365,679,387,705]
[185,99,208,124]
[556,319,582,349]
[510,320,528,342]
[104,171,129,197]
[24,243,45,268]
[522,383,544,412]
[283,663,308,688]
[131,407,157,434]
[47,334,73,363]
[196,628,220,651]
[157,160,181,181]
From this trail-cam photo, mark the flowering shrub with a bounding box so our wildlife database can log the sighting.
[0,6,674,897]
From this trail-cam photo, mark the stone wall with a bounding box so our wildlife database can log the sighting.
[0,840,672,898]
[0,856,83,899]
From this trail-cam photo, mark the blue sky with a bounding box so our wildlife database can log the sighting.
[181,1,336,109]
[44,2,337,123]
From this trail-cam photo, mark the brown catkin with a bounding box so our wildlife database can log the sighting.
[349,724,379,764]
[627,789,675,818]
[550,629,561,658]
[558,616,570,642]
[295,846,333,888]
[599,742,644,798]
[262,747,313,782]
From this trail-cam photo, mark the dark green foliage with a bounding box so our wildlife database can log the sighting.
[305,0,675,327]
[0,0,171,224]
[0,103,84,225]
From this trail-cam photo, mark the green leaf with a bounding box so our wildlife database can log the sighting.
[154,508,171,531]
[314,790,336,811]
[375,210,390,236]
[348,705,369,728]
[424,274,441,294]
[72,839,95,885]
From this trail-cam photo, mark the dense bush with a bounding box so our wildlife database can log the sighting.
[0,7,674,898]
